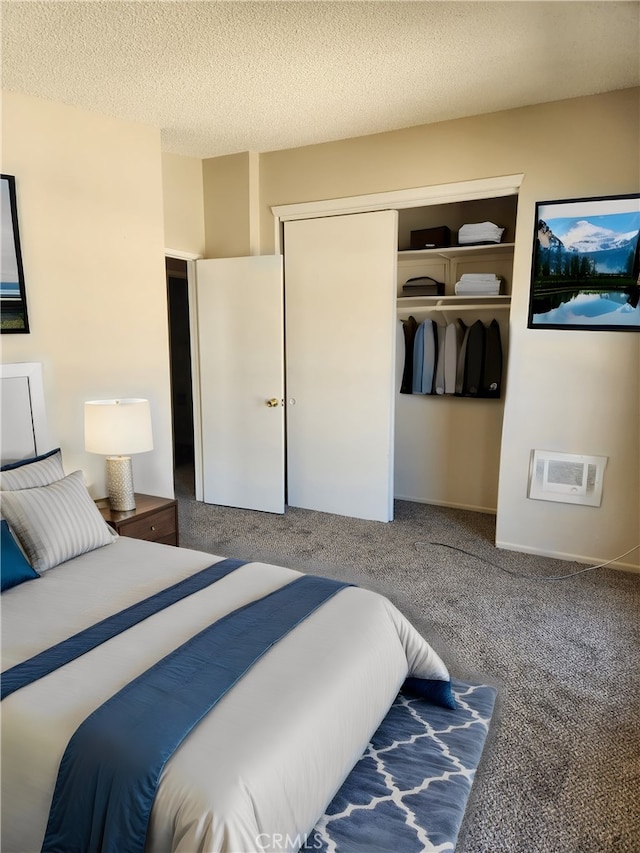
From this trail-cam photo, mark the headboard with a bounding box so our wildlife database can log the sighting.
[0,362,52,465]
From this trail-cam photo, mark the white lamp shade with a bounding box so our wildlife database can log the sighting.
[85,399,153,456]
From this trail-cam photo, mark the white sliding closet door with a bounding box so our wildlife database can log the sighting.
[284,211,398,522]
[196,255,285,513]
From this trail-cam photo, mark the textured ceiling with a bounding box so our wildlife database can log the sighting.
[2,1,639,158]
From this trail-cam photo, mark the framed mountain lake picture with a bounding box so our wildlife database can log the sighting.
[528,193,640,331]
[1,174,29,333]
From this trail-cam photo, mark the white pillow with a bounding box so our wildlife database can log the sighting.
[0,448,65,490]
[0,470,117,572]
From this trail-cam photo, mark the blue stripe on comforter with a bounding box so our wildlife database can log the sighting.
[42,573,350,853]
[1,558,248,700]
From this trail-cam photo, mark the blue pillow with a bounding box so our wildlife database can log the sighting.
[403,676,457,710]
[1,520,39,592]
[1,446,61,471]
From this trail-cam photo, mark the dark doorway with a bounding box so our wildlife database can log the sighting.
[166,257,195,498]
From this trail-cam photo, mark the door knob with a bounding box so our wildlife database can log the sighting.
[266,398,280,408]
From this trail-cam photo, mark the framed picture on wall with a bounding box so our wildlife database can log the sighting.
[528,192,640,331]
[1,174,30,333]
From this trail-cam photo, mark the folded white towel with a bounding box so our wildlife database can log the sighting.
[455,281,500,295]
[458,222,505,245]
[460,273,500,282]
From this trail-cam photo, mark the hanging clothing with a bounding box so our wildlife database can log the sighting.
[462,320,486,397]
[422,320,438,394]
[412,319,437,394]
[444,323,463,395]
[401,315,502,400]
[481,319,503,398]
[455,321,469,395]
[412,320,425,393]
[433,323,447,395]
[400,316,418,394]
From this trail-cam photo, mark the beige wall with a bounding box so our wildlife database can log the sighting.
[10,86,634,567]
[161,152,205,256]
[1,91,174,500]
[202,152,252,258]
[259,90,640,253]
[254,89,639,569]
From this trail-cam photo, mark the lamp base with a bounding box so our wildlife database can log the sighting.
[106,456,136,511]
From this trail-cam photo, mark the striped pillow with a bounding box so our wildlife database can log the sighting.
[0,470,117,572]
[0,448,65,490]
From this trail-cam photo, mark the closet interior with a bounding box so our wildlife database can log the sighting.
[394,194,519,513]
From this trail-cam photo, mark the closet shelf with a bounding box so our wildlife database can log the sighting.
[398,242,515,261]
[397,295,511,313]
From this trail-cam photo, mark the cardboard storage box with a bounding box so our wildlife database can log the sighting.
[410,226,451,249]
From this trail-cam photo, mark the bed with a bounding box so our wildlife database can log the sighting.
[1,363,456,853]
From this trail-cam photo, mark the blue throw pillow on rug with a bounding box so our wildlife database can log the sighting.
[403,676,457,709]
[1,520,39,592]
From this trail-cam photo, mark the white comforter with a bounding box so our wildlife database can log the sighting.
[1,537,450,853]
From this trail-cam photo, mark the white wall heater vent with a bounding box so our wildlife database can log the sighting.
[528,450,607,507]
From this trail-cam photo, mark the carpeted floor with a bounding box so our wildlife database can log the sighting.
[175,472,640,853]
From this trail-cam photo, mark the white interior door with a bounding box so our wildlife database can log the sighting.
[284,211,398,522]
[196,255,284,513]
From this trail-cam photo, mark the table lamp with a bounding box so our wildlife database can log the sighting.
[85,398,153,511]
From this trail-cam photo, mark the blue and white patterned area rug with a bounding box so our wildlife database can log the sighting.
[309,679,497,853]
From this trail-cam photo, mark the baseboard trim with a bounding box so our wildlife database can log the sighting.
[496,540,640,574]
[394,495,497,515]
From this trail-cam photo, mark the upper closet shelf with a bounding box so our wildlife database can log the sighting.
[398,242,515,261]
[397,295,511,312]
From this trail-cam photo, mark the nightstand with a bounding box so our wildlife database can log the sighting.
[97,494,179,546]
